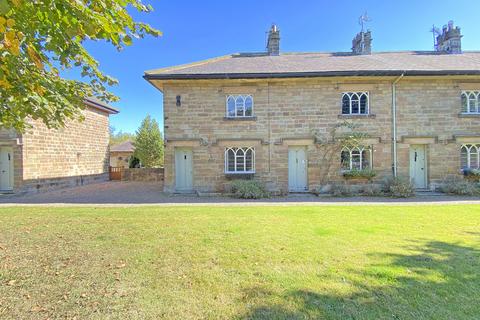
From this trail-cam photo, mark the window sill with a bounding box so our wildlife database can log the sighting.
[225,172,255,180]
[224,116,257,121]
[338,114,376,119]
[458,113,480,118]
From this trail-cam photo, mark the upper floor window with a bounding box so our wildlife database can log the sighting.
[461,91,480,113]
[226,95,253,118]
[341,146,372,171]
[342,92,369,115]
[225,147,255,173]
[461,144,479,169]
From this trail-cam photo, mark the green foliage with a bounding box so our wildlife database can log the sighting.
[361,184,384,196]
[439,179,480,196]
[109,126,135,146]
[230,180,269,199]
[342,169,376,180]
[383,177,415,198]
[462,168,480,182]
[330,184,354,197]
[0,0,161,131]
[128,156,141,169]
[133,115,163,168]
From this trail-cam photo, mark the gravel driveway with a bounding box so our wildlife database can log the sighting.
[0,181,479,206]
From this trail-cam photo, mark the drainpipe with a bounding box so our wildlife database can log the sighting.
[392,73,404,178]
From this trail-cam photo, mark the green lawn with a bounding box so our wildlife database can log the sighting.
[0,205,479,319]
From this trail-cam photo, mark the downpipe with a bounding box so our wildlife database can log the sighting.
[392,73,404,178]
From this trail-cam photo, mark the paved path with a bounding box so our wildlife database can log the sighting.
[0,181,479,207]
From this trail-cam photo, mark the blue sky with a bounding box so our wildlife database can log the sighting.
[76,0,479,134]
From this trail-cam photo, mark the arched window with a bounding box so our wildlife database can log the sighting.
[341,92,369,115]
[461,91,480,114]
[461,144,480,169]
[225,147,255,173]
[340,146,372,171]
[226,95,254,118]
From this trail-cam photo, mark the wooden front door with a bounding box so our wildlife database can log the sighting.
[409,145,427,189]
[288,146,308,192]
[0,147,13,191]
[175,148,193,192]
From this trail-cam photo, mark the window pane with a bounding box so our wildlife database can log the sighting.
[360,94,368,114]
[227,149,235,171]
[461,93,468,113]
[236,155,245,171]
[351,150,361,170]
[342,95,350,114]
[236,96,245,117]
[341,150,350,170]
[471,146,479,169]
[351,94,360,114]
[245,149,253,171]
[361,150,370,169]
[227,97,236,117]
[469,93,477,113]
[245,96,253,116]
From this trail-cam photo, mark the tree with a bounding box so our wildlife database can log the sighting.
[0,0,161,131]
[109,126,135,146]
[133,115,163,168]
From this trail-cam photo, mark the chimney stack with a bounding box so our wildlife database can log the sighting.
[266,24,280,56]
[436,20,462,54]
[352,30,372,55]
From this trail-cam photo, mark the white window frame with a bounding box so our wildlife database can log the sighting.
[226,95,254,118]
[224,147,255,173]
[341,92,369,115]
[461,144,480,169]
[341,146,372,171]
[461,91,480,114]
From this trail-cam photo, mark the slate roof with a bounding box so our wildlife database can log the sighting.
[84,97,119,114]
[144,51,480,80]
[110,140,135,153]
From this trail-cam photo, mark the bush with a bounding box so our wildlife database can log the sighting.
[230,180,269,199]
[361,184,384,196]
[382,177,415,198]
[463,168,480,182]
[330,184,354,197]
[343,169,377,180]
[439,179,480,196]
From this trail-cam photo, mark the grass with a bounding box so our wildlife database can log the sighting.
[0,205,480,319]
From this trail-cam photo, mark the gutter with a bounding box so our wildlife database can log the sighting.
[143,70,480,81]
[391,73,405,178]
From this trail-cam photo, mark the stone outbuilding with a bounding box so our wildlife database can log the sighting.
[0,97,118,193]
[110,140,135,169]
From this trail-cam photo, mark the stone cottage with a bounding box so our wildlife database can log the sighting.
[144,22,480,194]
[110,140,135,169]
[0,97,118,193]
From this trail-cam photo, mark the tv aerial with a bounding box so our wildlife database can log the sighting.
[430,24,441,50]
[358,12,372,32]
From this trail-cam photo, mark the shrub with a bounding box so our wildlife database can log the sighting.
[330,184,354,197]
[382,177,415,198]
[439,179,480,196]
[462,168,480,182]
[230,180,269,199]
[361,184,384,196]
[343,169,376,180]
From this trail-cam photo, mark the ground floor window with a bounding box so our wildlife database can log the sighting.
[341,146,372,171]
[225,147,255,173]
[461,144,480,169]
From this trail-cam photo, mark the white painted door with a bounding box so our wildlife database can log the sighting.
[0,147,13,191]
[175,148,193,192]
[288,146,308,192]
[409,145,427,189]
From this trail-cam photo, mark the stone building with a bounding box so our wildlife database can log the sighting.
[144,23,480,194]
[0,97,118,193]
[110,140,135,169]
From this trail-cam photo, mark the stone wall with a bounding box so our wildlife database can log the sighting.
[16,107,111,193]
[161,77,480,193]
[110,151,133,169]
[121,168,164,183]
